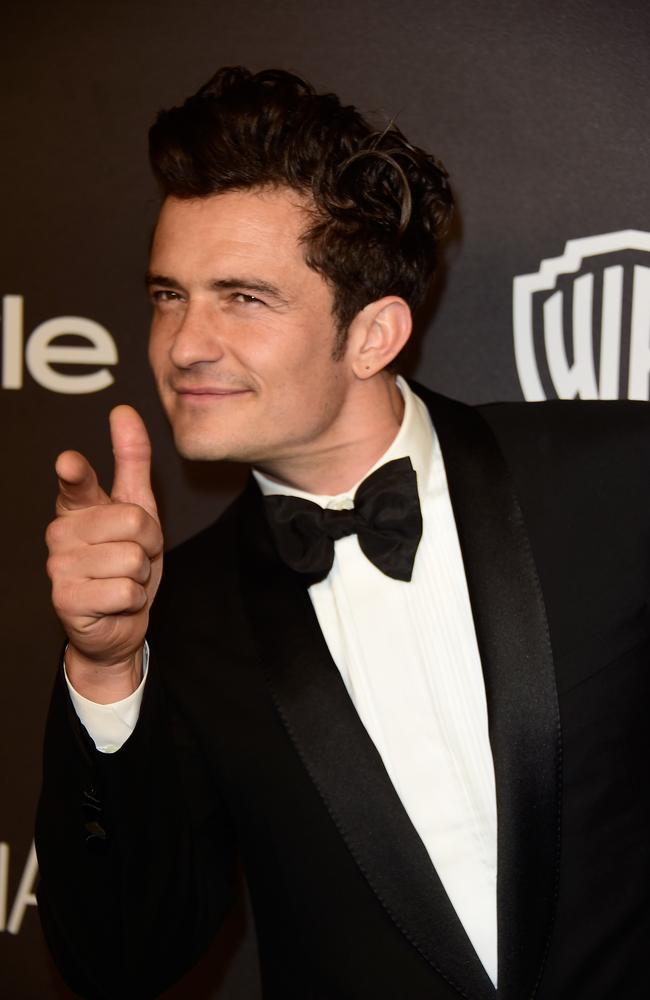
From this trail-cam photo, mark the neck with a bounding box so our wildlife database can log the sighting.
[257,374,405,495]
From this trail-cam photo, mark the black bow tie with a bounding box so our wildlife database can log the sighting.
[263,457,423,583]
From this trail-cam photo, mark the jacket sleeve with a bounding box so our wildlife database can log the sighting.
[35,649,237,1000]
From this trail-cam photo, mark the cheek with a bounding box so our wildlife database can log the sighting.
[266,352,332,409]
[243,332,317,389]
[278,324,337,380]
[275,354,346,427]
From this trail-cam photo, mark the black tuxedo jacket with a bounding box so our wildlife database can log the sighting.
[36,386,650,1000]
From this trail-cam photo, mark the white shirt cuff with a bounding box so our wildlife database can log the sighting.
[64,643,149,754]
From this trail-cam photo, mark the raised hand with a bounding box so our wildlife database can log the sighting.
[46,406,163,702]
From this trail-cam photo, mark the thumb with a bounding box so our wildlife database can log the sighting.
[109,405,158,520]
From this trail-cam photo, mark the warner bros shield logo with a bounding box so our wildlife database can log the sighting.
[513,231,650,401]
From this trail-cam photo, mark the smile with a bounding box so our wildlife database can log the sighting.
[174,387,253,399]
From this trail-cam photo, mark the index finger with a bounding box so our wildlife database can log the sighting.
[55,450,110,513]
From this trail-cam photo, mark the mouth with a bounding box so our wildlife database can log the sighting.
[173,385,253,399]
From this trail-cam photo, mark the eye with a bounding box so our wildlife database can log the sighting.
[150,289,184,304]
[232,292,265,306]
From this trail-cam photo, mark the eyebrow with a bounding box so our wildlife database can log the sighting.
[145,272,184,291]
[145,272,289,304]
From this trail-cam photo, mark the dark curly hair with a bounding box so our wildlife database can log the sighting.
[149,67,454,356]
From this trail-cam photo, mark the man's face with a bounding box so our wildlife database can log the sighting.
[147,187,352,471]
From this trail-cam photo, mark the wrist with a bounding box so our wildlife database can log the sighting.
[65,646,144,704]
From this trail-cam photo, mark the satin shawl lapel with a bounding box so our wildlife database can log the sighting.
[238,480,496,1000]
[417,385,562,1000]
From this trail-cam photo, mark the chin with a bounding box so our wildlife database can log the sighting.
[173,430,257,464]
[173,431,226,462]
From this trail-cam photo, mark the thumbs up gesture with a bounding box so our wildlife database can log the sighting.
[46,406,164,702]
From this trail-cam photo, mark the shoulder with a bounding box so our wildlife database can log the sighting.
[477,397,650,454]
[475,398,650,502]
[470,399,650,652]
[411,378,650,483]
[412,380,650,575]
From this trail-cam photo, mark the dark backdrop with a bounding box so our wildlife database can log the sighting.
[2,1,649,996]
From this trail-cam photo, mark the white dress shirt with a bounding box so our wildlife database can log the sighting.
[67,377,498,985]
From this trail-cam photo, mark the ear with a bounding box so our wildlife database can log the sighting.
[347,297,412,379]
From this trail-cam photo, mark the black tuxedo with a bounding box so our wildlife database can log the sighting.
[36,386,650,1000]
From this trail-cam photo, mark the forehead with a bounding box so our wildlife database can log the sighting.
[150,187,314,279]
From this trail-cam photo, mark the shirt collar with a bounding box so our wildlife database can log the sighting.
[253,376,434,508]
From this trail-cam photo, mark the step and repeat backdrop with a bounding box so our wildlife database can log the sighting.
[2,1,649,996]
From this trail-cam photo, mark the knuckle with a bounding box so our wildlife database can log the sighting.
[153,525,164,553]
[122,503,147,537]
[119,577,143,608]
[45,552,61,581]
[50,580,72,617]
[46,548,81,583]
[45,517,66,551]
[125,542,149,579]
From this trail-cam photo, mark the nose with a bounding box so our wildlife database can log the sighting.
[169,301,226,370]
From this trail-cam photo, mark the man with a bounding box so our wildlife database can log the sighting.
[36,67,650,1000]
